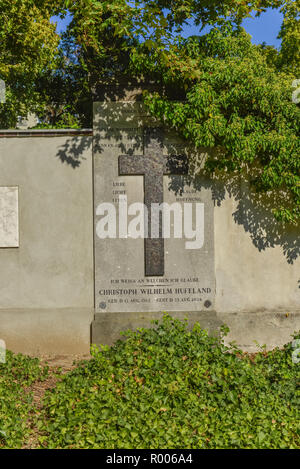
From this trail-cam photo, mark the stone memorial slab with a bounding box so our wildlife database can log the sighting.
[93,102,215,313]
[0,186,19,248]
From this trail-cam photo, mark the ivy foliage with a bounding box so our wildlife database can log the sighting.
[39,316,299,449]
[0,350,48,449]
[141,24,300,223]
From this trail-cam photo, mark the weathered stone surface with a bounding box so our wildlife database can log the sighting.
[0,186,19,247]
[92,310,300,351]
[93,102,215,313]
[92,311,222,346]
[119,128,189,276]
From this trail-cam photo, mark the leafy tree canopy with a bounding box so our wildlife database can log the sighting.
[0,0,60,126]
[0,0,299,223]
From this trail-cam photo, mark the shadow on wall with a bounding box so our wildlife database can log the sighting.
[168,165,300,265]
[56,98,299,265]
[56,136,92,169]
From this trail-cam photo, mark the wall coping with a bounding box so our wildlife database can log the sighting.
[0,129,93,138]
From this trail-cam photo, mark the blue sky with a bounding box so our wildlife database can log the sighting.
[52,7,283,48]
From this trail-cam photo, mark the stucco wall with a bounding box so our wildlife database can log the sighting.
[0,127,299,354]
[215,190,299,314]
[214,181,299,350]
[0,132,94,353]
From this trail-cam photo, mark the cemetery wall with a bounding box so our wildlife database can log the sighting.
[0,131,94,354]
[0,117,299,354]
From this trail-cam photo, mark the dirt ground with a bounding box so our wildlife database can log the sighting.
[39,353,91,369]
[22,354,91,449]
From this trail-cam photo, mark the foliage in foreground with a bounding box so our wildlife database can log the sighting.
[0,350,48,448]
[39,316,299,449]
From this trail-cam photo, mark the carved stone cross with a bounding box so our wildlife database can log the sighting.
[119,128,188,277]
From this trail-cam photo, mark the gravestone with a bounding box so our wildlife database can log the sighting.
[0,186,19,248]
[93,101,215,317]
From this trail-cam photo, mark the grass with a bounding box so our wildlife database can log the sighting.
[0,316,299,449]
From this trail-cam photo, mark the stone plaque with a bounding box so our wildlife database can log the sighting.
[94,102,215,313]
[0,187,19,248]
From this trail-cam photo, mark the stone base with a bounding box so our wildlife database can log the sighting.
[1,309,299,355]
[0,308,94,355]
[92,310,300,352]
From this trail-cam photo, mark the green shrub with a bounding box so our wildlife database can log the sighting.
[40,315,299,449]
[0,351,48,448]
